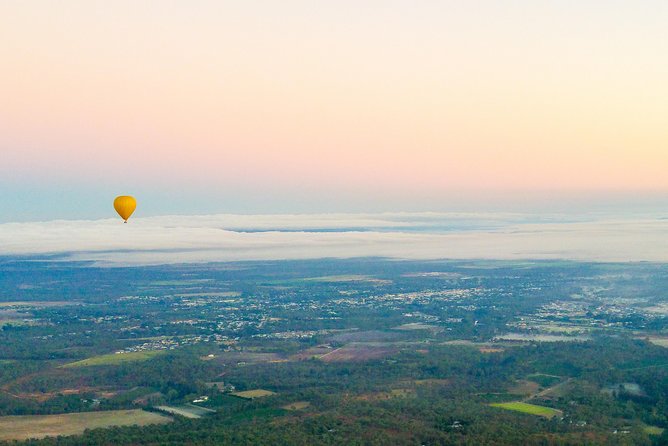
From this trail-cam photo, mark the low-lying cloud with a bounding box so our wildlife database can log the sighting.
[1,213,667,265]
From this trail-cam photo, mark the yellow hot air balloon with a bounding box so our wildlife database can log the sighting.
[113,196,137,223]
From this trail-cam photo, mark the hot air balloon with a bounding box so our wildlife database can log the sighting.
[113,196,136,223]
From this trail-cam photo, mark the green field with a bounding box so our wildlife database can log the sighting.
[0,409,172,441]
[489,402,561,418]
[644,425,665,435]
[231,389,277,399]
[62,350,165,368]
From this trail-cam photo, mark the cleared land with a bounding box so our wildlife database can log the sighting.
[62,350,164,368]
[290,345,333,360]
[479,347,505,353]
[490,402,561,418]
[319,345,398,362]
[155,405,215,419]
[508,380,541,396]
[0,410,172,441]
[282,401,310,411]
[644,425,665,435]
[414,379,451,386]
[393,323,440,331]
[645,337,668,348]
[231,389,276,399]
[329,330,403,343]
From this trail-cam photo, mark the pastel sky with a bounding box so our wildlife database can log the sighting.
[1,1,667,221]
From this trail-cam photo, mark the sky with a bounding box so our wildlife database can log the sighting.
[1,1,668,221]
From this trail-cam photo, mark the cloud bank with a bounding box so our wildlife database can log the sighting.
[1,213,667,265]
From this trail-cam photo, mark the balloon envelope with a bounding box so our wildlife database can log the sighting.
[113,196,137,222]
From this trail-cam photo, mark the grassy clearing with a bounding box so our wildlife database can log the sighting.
[527,373,562,387]
[231,389,277,399]
[489,402,561,418]
[0,409,172,441]
[645,337,668,348]
[62,350,164,368]
[643,425,665,435]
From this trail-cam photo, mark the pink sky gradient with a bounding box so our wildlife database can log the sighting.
[2,1,668,220]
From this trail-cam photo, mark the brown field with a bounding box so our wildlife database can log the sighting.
[231,389,276,399]
[290,345,334,360]
[508,380,541,396]
[12,387,118,403]
[282,401,311,411]
[0,410,172,441]
[329,330,403,343]
[319,345,398,363]
[393,323,442,333]
[414,379,451,386]
[479,347,505,353]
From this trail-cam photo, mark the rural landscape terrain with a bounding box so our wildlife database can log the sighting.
[1,257,668,444]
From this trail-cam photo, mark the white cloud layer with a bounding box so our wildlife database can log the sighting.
[1,213,667,265]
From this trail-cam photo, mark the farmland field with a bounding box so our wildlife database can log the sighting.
[508,380,540,396]
[0,410,172,441]
[318,344,397,362]
[489,402,562,418]
[231,389,276,399]
[282,401,310,411]
[62,350,165,368]
[155,405,215,419]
